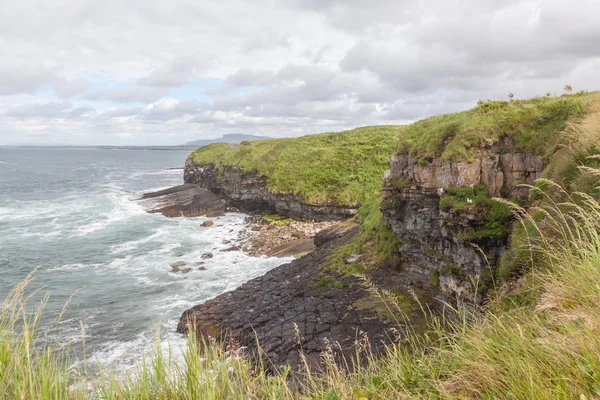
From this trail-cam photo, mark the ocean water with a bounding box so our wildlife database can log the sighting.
[0,147,290,373]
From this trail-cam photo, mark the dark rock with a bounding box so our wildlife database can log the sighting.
[201,220,214,227]
[201,252,213,259]
[184,162,357,221]
[222,240,231,244]
[139,183,226,218]
[194,261,205,266]
[177,228,440,372]
[381,152,544,302]
[171,261,186,268]
[181,268,192,273]
[198,266,207,271]
[314,224,352,247]
[250,226,261,232]
[223,245,240,252]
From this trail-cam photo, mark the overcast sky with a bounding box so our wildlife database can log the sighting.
[1,0,600,145]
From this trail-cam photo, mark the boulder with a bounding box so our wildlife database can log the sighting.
[201,252,213,259]
[139,184,226,218]
[202,220,214,227]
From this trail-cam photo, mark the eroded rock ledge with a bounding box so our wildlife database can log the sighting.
[176,228,440,372]
[382,152,544,302]
[184,161,358,221]
[139,183,227,217]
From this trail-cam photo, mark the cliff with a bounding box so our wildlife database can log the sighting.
[183,126,401,220]
[184,162,357,221]
[177,92,600,373]
[381,152,544,302]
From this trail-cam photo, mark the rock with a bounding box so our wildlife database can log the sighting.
[343,254,361,264]
[201,252,213,259]
[181,268,192,273]
[223,245,240,252]
[184,161,358,221]
[177,227,441,373]
[206,210,225,218]
[484,138,494,148]
[171,261,186,268]
[139,184,226,218]
[222,240,231,244]
[171,265,180,273]
[193,261,205,266]
[198,266,207,271]
[381,150,544,302]
[250,226,261,232]
[201,220,214,227]
[314,224,350,247]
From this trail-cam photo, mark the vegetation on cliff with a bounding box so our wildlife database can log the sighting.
[188,126,402,205]
[397,91,599,162]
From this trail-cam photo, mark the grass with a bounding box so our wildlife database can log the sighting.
[314,195,402,286]
[439,184,513,241]
[397,91,599,162]
[188,126,402,206]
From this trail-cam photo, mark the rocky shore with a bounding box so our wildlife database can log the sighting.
[176,227,441,372]
[238,217,343,257]
[139,183,228,217]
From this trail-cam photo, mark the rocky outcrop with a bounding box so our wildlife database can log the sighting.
[184,161,357,221]
[382,153,544,302]
[140,183,226,217]
[177,228,439,372]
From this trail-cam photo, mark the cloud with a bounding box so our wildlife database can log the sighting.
[5,101,73,118]
[82,85,167,103]
[1,0,600,145]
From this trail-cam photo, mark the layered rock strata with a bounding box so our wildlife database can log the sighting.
[184,161,358,221]
[177,229,438,372]
[140,183,226,217]
[381,153,544,302]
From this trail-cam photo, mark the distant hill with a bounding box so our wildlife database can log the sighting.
[184,134,271,147]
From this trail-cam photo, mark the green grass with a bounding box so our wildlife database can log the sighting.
[188,126,402,205]
[439,184,513,241]
[397,91,598,161]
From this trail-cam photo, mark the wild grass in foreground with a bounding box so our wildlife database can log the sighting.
[2,167,600,399]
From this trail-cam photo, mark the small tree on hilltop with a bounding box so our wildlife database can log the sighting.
[564,84,573,93]
[508,93,514,101]
[546,91,552,98]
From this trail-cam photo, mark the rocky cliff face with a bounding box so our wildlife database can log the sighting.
[382,152,544,302]
[184,160,358,221]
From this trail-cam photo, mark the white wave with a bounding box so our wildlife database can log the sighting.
[48,262,103,272]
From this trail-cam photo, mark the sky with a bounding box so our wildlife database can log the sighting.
[1,0,600,145]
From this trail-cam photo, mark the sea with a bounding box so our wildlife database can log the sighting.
[0,147,290,374]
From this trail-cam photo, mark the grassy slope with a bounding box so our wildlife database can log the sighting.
[397,91,598,162]
[188,126,402,205]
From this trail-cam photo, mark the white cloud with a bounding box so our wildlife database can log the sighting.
[1,0,600,145]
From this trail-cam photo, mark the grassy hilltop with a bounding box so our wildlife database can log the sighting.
[188,126,402,205]
[3,92,600,398]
